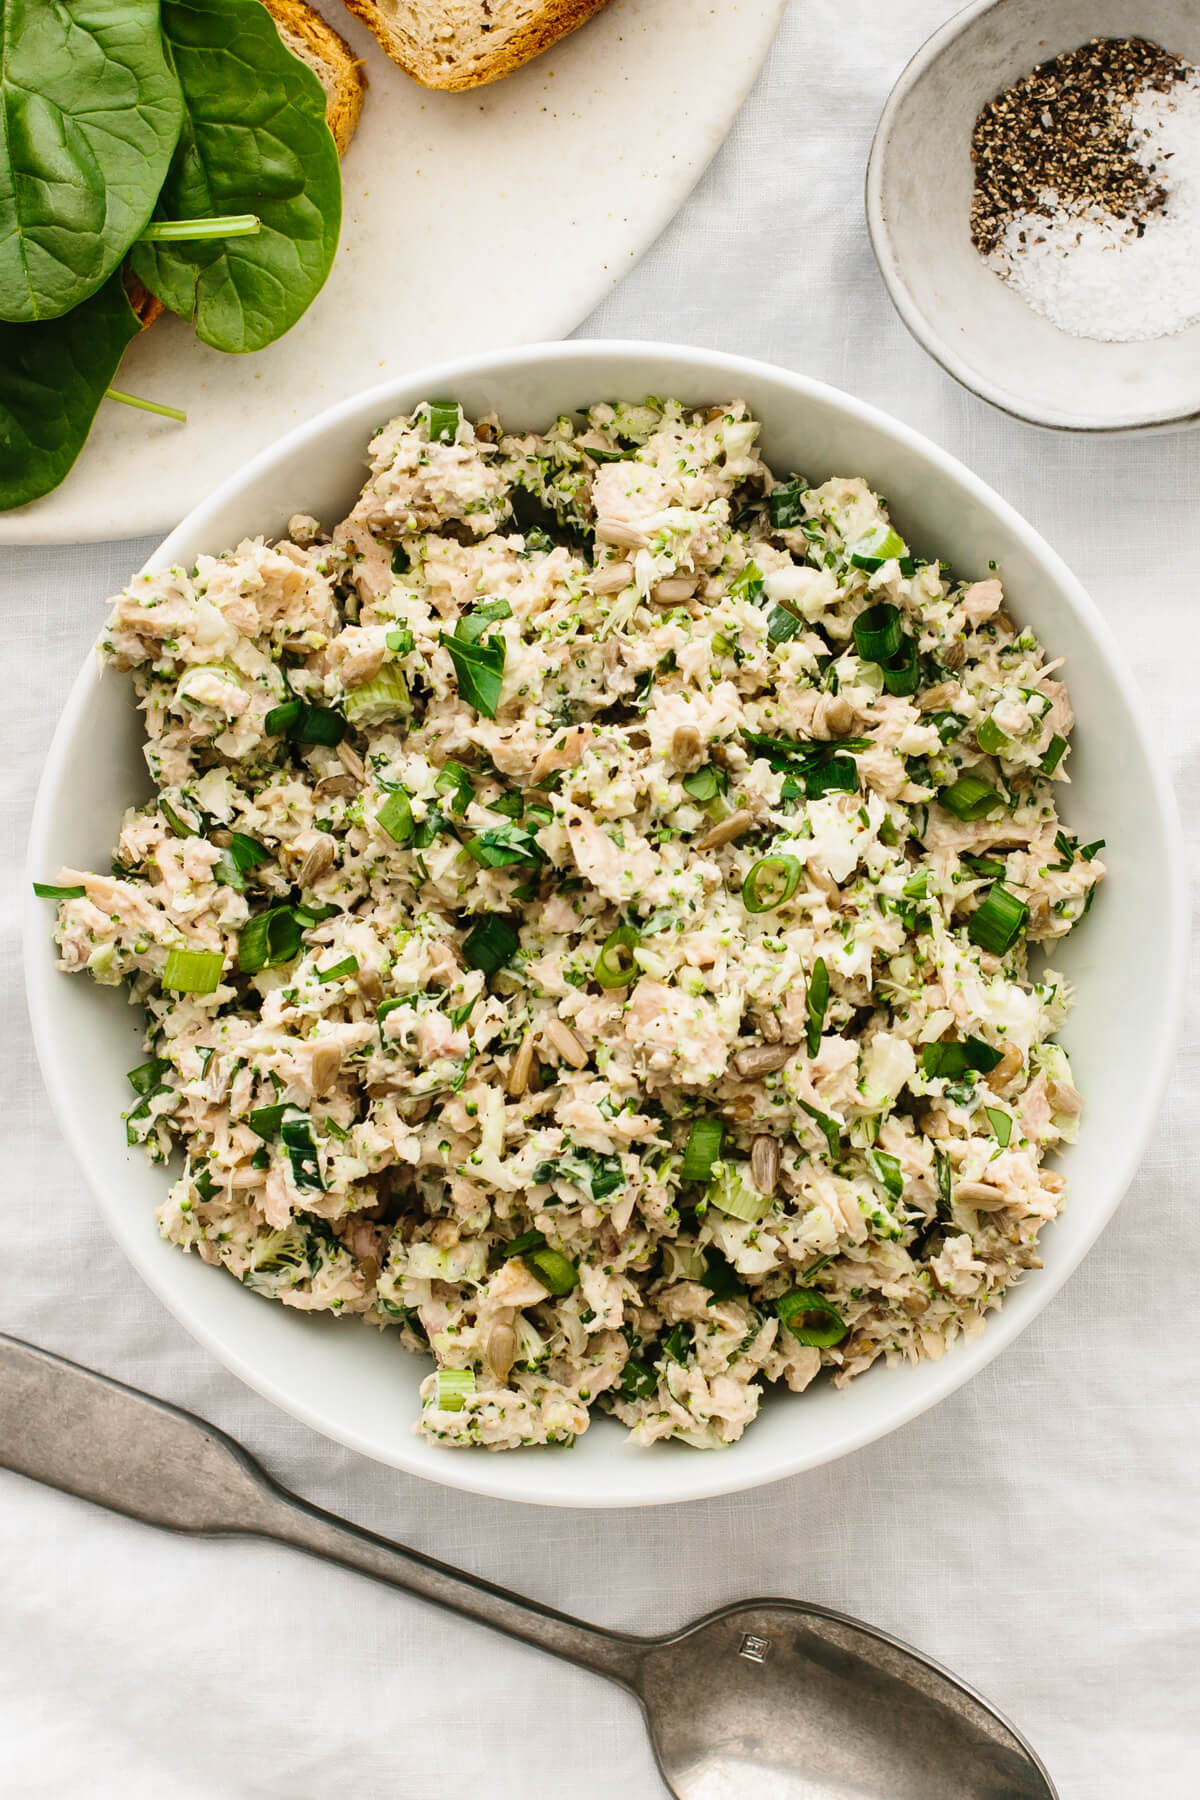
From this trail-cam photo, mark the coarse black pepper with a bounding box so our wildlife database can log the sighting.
[970,36,1186,255]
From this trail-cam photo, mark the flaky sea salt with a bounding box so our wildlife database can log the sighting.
[988,70,1200,342]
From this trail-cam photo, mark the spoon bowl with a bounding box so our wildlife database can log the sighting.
[640,1602,1054,1799]
[0,1334,1056,1800]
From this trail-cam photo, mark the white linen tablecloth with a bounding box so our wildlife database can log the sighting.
[3,5,1198,1794]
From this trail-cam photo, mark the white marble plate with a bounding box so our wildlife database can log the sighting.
[3,0,785,545]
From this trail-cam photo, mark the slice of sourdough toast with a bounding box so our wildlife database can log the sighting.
[338,0,610,92]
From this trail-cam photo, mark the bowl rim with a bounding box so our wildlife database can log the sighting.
[864,0,1200,436]
[25,337,1189,1506]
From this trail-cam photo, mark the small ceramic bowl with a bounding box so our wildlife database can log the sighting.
[866,0,1200,432]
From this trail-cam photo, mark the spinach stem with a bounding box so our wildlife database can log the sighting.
[139,214,261,242]
[105,389,187,424]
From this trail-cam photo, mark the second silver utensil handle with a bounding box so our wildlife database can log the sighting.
[0,1333,644,1692]
[250,1471,646,1689]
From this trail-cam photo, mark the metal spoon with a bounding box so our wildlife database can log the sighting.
[0,1334,1056,1799]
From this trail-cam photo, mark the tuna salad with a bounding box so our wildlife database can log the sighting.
[39,398,1104,1452]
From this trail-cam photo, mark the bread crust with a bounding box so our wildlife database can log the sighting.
[338,0,611,91]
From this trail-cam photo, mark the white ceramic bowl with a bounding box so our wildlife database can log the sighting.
[867,0,1200,432]
[25,341,1186,1506]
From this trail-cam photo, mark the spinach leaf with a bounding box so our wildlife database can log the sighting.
[464,823,545,868]
[439,630,505,718]
[0,272,139,510]
[0,0,183,322]
[131,0,341,354]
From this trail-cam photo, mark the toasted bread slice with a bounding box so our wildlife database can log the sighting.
[265,0,368,155]
[338,0,610,92]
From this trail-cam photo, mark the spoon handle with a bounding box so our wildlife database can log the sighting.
[0,1334,645,1690]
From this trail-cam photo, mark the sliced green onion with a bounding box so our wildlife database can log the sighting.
[849,523,911,573]
[342,666,409,727]
[729,561,764,603]
[386,625,415,656]
[805,755,859,798]
[237,906,303,974]
[768,477,808,530]
[938,775,1002,821]
[968,883,1029,955]
[125,1083,170,1144]
[867,1148,904,1198]
[426,402,461,444]
[853,601,903,662]
[264,700,346,746]
[281,1111,325,1190]
[264,699,302,736]
[318,955,358,982]
[594,924,640,988]
[742,854,801,914]
[126,1057,169,1095]
[389,547,410,578]
[806,956,829,1058]
[462,914,521,975]
[975,716,1011,755]
[139,213,260,241]
[661,1323,693,1365]
[902,870,928,900]
[960,853,1005,879]
[248,1102,289,1140]
[799,1101,841,1160]
[682,764,723,803]
[159,796,201,837]
[1040,734,1068,775]
[619,1357,658,1400]
[162,946,225,994]
[212,848,245,891]
[435,1368,475,1411]
[707,1163,774,1223]
[880,636,921,697]
[295,707,345,746]
[680,1116,724,1183]
[439,631,504,719]
[500,1229,547,1258]
[776,1288,847,1346]
[524,1245,578,1296]
[701,1246,746,1304]
[984,1106,1013,1148]
[293,901,339,926]
[767,603,802,644]
[589,1157,624,1200]
[376,789,415,844]
[33,881,86,900]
